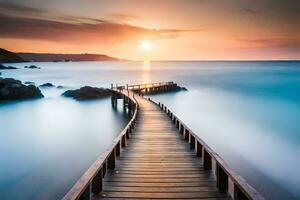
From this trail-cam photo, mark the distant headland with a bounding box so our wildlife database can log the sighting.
[0,48,122,63]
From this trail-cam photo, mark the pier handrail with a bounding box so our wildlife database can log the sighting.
[63,90,138,200]
[112,81,174,90]
[153,99,264,200]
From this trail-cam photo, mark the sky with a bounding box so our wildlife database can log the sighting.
[0,0,299,60]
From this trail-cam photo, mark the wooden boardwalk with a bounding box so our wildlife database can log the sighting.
[63,83,264,200]
[93,94,230,200]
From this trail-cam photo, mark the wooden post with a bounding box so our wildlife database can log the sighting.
[126,129,130,139]
[185,130,189,141]
[79,184,90,200]
[216,164,228,191]
[190,135,195,150]
[234,185,248,200]
[92,167,103,194]
[102,161,107,177]
[203,150,212,170]
[121,135,126,147]
[176,120,179,129]
[107,149,116,169]
[116,141,120,156]
[180,124,184,134]
[196,141,203,157]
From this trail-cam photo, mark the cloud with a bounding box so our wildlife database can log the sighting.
[236,38,300,50]
[0,14,190,44]
[110,13,139,21]
[0,2,46,17]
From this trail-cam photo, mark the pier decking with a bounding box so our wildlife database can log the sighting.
[63,82,264,200]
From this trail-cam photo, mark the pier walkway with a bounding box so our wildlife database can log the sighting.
[63,82,264,200]
[95,94,229,199]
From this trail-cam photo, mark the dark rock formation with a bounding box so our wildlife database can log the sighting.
[24,65,40,69]
[62,86,113,100]
[180,86,188,91]
[0,48,24,63]
[0,78,44,100]
[24,81,35,85]
[39,83,55,87]
[57,85,65,89]
[0,64,18,70]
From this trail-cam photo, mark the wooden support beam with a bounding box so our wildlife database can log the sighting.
[79,184,90,200]
[184,130,189,141]
[196,141,203,157]
[234,185,249,200]
[121,135,126,147]
[216,164,228,192]
[203,150,212,170]
[116,141,120,156]
[102,161,106,177]
[190,135,195,150]
[107,149,116,170]
[92,168,103,194]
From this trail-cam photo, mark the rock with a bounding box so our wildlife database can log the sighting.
[180,87,188,91]
[62,86,113,100]
[24,81,35,85]
[24,65,40,69]
[0,77,44,101]
[57,85,65,89]
[39,83,55,87]
[0,64,18,70]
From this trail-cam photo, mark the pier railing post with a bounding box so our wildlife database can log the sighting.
[79,184,90,200]
[190,135,195,150]
[196,141,203,157]
[184,130,189,141]
[234,185,248,200]
[102,161,107,177]
[203,150,212,170]
[107,149,116,170]
[126,129,130,139]
[121,135,126,147]
[116,141,120,156]
[180,124,184,135]
[92,167,103,194]
[216,164,228,192]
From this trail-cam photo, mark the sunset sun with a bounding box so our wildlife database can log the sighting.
[140,40,152,50]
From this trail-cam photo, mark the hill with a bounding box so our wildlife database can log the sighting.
[18,53,120,62]
[0,48,25,63]
[0,48,121,62]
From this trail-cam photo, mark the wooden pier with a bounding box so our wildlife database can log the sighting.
[63,82,264,200]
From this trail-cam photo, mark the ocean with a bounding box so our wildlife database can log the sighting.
[0,61,300,199]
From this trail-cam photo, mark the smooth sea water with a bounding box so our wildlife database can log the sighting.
[1,61,300,199]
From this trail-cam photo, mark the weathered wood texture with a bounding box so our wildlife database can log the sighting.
[93,94,230,200]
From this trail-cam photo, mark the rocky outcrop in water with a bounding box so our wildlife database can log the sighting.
[0,64,18,70]
[62,86,113,100]
[39,83,55,87]
[24,65,40,69]
[0,78,44,100]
